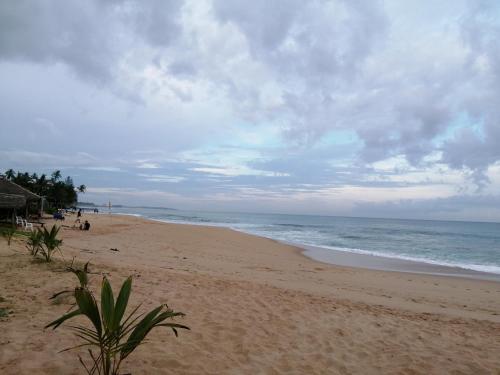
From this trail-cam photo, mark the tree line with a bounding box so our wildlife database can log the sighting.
[4,169,86,209]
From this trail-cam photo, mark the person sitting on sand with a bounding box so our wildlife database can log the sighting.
[83,220,90,231]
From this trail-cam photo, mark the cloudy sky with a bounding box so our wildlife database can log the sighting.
[1,0,500,221]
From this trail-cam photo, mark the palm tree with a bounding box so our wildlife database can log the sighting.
[51,170,62,183]
[78,184,87,193]
[5,169,15,180]
[36,174,49,196]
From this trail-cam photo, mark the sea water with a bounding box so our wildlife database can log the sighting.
[104,207,500,275]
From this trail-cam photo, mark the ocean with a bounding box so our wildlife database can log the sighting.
[101,207,500,275]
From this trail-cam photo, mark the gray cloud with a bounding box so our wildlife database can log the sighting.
[211,0,500,183]
[0,0,184,82]
[0,1,118,81]
[437,1,500,184]
[211,0,390,144]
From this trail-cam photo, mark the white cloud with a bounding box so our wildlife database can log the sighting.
[136,162,160,169]
[82,167,123,172]
[138,173,185,183]
[190,166,289,177]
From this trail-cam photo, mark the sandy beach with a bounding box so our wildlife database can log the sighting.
[1,213,500,374]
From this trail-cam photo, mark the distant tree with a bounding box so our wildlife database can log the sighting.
[77,184,86,193]
[35,174,49,196]
[15,171,31,187]
[5,169,15,180]
[51,170,62,183]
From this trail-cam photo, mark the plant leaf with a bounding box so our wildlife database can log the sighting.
[50,290,72,300]
[112,276,132,330]
[156,323,190,337]
[120,305,163,358]
[100,277,115,332]
[45,308,82,330]
[75,288,102,336]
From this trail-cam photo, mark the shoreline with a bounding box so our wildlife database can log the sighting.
[112,212,500,282]
[299,243,500,282]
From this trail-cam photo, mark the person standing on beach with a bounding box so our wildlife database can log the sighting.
[75,208,82,224]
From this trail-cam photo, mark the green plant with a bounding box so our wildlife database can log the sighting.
[51,261,90,300]
[1,226,16,246]
[26,229,44,256]
[39,225,63,262]
[46,276,189,375]
[69,261,90,288]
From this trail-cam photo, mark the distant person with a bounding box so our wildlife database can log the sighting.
[83,220,90,231]
[77,209,82,219]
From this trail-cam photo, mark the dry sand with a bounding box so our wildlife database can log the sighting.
[1,213,499,374]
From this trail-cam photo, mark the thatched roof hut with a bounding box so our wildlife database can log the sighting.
[0,193,26,209]
[0,176,41,222]
[0,176,41,202]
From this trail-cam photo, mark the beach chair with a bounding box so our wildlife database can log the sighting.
[23,219,34,232]
[16,216,23,226]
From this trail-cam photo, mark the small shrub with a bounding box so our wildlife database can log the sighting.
[46,276,189,375]
[26,229,44,256]
[39,226,63,262]
[1,226,16,246]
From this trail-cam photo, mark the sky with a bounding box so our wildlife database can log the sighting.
[1,0,500,222]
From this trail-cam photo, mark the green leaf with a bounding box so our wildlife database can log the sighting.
[101,277,115,331]
[156,323,190,337]
[75,288,102,336]
[120,305,163,358]
[74,270,88,288]
[45,308,82,330]
[112,276,132,330]
[69,325,101,341]
[50,290,72,300]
